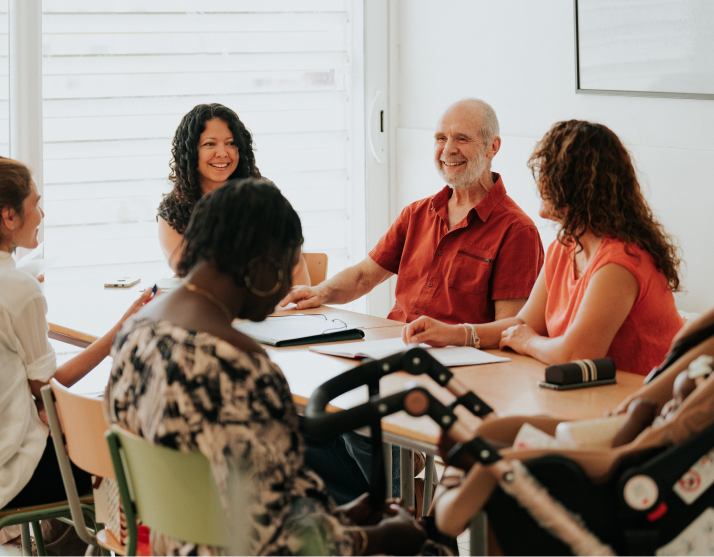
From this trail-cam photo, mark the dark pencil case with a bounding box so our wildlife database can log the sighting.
[544,358,617,385]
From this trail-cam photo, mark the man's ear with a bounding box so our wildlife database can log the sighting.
[487,136,502,160]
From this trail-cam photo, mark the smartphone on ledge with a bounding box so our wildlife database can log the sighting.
[537,378,617,391]
[104,277,141,288]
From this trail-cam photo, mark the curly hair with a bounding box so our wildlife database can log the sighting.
[158,104,261,234]
[177,178,303,290]
[528,120,681,292]
[0,158,32,246]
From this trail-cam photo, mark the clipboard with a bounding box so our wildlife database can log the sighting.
[232,314,365,347]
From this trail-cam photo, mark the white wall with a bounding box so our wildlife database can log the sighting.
[393,0,714,313]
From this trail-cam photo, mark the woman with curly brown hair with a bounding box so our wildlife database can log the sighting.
[402,120,683,376]
[157,103,310,285]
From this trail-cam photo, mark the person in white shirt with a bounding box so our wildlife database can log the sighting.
[0,157,150,545]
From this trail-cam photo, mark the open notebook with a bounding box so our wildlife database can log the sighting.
[233,314,364,347]
[309,337,510,367]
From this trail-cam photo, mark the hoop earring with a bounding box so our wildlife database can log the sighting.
[244,256,284,297]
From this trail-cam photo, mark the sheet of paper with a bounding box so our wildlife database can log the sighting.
[16,256,59,277]
[309,337,510,367]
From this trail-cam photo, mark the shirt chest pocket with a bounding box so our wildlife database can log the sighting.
[448,245,494,295]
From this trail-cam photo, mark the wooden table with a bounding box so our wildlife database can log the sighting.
[44,280,645,449]
[44,283,646,553]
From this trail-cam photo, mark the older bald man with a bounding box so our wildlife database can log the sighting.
[293,99,544,505]
[283,98,543,326]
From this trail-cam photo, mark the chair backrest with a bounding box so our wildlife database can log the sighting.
[49,378,114,478]
[106,425,230,548]
[303,252,328,285]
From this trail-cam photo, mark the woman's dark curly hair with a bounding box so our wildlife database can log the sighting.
[158,104,261,234]
[177,178,303,290]
[528,120,681,292]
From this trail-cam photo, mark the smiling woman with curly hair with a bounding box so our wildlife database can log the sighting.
[403,120,684,376]
[157,103,310,285]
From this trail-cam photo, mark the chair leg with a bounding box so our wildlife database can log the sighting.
[31,521,47,556]
[21,523,31,556]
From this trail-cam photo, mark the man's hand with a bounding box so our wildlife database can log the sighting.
[499,323,538,354]
[279,285,323,309]
[401,316,464,347]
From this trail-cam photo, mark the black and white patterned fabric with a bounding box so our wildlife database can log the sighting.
[104,317,451,557]
[104,317,354,556]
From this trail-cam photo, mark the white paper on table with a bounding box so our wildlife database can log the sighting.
[309,337,510,367]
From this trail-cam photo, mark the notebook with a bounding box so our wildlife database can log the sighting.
[232,314,365,347]
[309,337,510,367]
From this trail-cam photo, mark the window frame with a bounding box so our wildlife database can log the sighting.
[9,0,396,317]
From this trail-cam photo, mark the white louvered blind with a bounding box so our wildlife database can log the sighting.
[41,1,364,293]
[0,1,7,157]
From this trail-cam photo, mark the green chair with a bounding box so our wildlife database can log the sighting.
[0,498,94,556]
[105,425,231,556]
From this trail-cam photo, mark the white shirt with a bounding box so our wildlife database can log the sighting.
[0,251,56,508]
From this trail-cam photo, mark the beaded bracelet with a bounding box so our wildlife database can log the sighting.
[462,323,481,349]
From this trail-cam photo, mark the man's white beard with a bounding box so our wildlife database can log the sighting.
[436,150,489,191]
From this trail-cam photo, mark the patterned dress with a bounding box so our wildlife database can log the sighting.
[104,317,354,556]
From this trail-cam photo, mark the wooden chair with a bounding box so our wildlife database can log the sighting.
[105,425,231,556]
[303,252,328,286]
[41,379,113,556]
[0,328,98,557]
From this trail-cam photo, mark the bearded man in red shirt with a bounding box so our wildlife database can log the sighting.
[283,98,544,325]
[288,99,545,506]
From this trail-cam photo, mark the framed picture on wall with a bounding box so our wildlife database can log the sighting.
[574,0,714,100]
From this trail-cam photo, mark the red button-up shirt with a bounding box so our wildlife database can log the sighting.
[369,174,544,324]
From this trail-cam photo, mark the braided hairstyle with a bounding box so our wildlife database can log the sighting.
[159,104,261,233]
[528,120,681,291]
[177,178,303,293]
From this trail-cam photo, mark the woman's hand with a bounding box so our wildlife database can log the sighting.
[499,323,538,354]
[365,514,427,555]
[339,493,403,526]
[114,287,160,331]
[34,397,48,425]
[402,316,465,347]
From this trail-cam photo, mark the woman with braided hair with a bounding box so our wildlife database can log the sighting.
[157,103,310,285]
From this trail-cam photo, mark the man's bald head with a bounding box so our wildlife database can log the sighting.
[443,99,500,145]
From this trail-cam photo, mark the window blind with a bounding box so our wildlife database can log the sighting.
[41,0,362,288]
[0,0,8,157]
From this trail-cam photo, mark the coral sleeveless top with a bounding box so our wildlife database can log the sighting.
[544,238,683,376]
